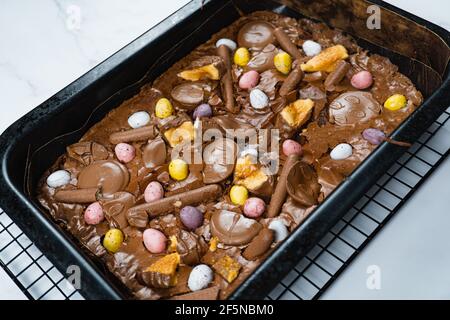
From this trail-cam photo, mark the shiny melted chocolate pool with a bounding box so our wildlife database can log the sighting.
[38,11,422,300]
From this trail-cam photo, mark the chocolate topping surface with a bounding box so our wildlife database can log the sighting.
[37,11,422,300]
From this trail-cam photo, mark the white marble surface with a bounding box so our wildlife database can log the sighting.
[0,0,449,299]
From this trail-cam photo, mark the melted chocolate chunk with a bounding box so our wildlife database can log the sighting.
[247,44,278,72]
[237,21,276,49]
[203,138,237,184]
[67,141,109,165]
[329,91,382,126]
[210,210,262,245]
[100,192,136,229]
[286,161,321,207]
[171,83,205,107]
[77,160,130,196]
[143,136,167,169]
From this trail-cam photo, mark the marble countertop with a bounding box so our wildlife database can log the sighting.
[0,0,449,299]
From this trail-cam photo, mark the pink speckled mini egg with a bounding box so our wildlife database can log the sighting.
[144,181,164,203]
[84,202,104,225]
[143,228,167,253]
[282,139,302,156]
[243,197,266,218]
[351,71,373,90]
[115,143,135,163]
[239,70,260,90]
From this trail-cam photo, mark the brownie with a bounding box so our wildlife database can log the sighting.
[38,11,422,300]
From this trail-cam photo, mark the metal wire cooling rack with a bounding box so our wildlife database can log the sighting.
[1,107,449,300]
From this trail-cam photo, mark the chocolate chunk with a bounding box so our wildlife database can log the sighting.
[187,55,224,70]
[247,44,277,72]
[303,71,325,82]
[170,286,219,300]
[127,184,222,218]
[217,45,237,113]
[299,85,327,100]
[286,161,321,207]
[210,210,262,245]
[203,138,237,184]
[266,154,299,218]
[237,21,275,49]
[109,126,156,144]
[54,188,99,204]
[171,83,205,107]
[242,228,274,260]
[172,230,207,265]
[126,208,148,228]
[324,60,350,91]
[273,27,302,60]
[67,141,109,165]
[77,160,130,196]
[279,64,304,97]
[142,136,166,169]
[329,91,381,126]
[100,192,135,229]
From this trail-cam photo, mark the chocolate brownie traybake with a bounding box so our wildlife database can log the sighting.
[38,11,422,300]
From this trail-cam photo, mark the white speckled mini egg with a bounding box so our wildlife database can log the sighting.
[330,143,353,160]
[215,38,237,51]
[249,89,269,110]
[302,40,322,57]
[188,264,214,291]
[46,170,71,188]
[127,111,150,129]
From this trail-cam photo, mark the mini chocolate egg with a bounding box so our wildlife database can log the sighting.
[180,206,204,230]
[84,202,104,225]
[282,139,302,156]
[234,47,250,67]
[143,228,167,253]
[155,98,174,119]
[302,40,322,56]
[188,264,214,291]
[103,228,124,253]
[243,197,266,218]
[193,103,212,119]
[128,111,150,129]
[215,38,237,51]
[274,51,292,74]
[268,220,288,242]
[144,181,164,203]
[169,159,189,181]
[384,94,407,111]
[362,128,386,145]
[249,89,269,109]
[239,70,260,90]
[351,71,373,90]
[115,143,136,163]
[330,143,352,160]
[46,170,71,188]
[229,185,248,206]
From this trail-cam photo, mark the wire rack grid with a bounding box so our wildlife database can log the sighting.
[0,107,449,300]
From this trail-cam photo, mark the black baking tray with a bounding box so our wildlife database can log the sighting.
[0,0,449,300]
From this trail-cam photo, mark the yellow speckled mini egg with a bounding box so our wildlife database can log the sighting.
[103,228,124,253]
[384,94,407,111]
[155,98,174,119]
